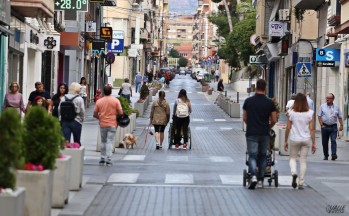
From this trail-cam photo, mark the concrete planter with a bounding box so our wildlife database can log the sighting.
[0,187,25,216]
[228,103,240,118]
[134,102,145,117]
[16,170,53,216]
[278,127,289,156]
[61,146,85,190]
[52,156,72,208]
[202,85,209,92]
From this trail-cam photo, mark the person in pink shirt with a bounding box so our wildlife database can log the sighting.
[93,85,123,166]
[2,81,25,114]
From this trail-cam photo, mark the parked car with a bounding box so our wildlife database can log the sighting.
[195,69,208,82]
[179,70,186,75]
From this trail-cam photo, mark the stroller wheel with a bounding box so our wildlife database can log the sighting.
[274,170,279,187]
[243,169,247,187]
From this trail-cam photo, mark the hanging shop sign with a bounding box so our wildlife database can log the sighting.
[54,0,89,12]
[100,27,112,41]
[268,21,285,37]
[85,21,96,33]
[315,48,340,67]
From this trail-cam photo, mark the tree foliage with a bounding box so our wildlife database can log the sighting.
[0,109,23,189]
[178,57,188,67]
[169,48,180,58]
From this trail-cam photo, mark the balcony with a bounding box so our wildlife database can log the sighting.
[11,0,54,18]
[335,19,349,34]
[328,15,341,26]
[294,0,324,10]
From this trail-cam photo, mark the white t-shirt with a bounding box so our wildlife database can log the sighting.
[286,99,295,110]
[288,110,314,142]
[121,83,132,95]
[80,85,87,97]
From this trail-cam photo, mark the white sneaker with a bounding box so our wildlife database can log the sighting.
[257,181,264,189]
[248,176,257,190]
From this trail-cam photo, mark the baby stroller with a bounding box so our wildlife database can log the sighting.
[168,122,192,149]
[243,129,279,187]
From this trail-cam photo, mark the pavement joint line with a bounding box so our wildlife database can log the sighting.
[110,183,295,189]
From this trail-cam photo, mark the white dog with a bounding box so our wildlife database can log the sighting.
[119,133,137,149]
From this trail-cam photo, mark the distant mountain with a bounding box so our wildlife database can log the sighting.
[168,0,197,15]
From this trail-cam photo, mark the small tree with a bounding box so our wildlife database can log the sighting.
[22,107,65,170]
[139,83,150,100]
[169,48,180,58]
[178,57,188,67]
[0,109,24,189]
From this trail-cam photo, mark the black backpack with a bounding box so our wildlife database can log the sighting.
[60,95,79,121]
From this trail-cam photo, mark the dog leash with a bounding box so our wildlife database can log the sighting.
[144,123,153,145]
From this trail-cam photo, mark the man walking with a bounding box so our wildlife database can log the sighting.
[134,72,143,93]
[26,81,52,113]
[243,79,277,189]
[94,85,123,166]
[317,93,343,160]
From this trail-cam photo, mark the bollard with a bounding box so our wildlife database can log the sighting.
[225,90,227,97]
[237,92,239,103]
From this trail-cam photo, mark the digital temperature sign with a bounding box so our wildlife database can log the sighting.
[54,0,88,12]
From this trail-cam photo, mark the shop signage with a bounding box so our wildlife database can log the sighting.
[316,48,340,61]
[54,0,89,12]
[268,21,284,37]
[30,30,39,45]
[85,21,96,33]
[100,27,112,41]
[41,35,60,51]
[92,39,106,54]
[316,61,335,67]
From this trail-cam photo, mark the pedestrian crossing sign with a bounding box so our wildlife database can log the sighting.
[297,62,311,78]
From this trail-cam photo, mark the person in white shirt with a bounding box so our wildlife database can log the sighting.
[120,78,132,100]
[285,93,296,112]
[306,92,314,110]
[284,93,316,190]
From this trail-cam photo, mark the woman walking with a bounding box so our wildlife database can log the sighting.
[50,83,68,118]
[173,89,191,150]
[150,91,170,149]
[2,81,25,114]
[284,93,316,190]
[120,78,132,100]
[79,77,88,107]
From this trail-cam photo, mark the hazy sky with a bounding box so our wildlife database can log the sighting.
[168,0,197,15]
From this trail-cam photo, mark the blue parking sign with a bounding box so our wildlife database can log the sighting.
[107,39,124,53]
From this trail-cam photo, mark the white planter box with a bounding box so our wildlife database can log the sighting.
[52,156,72,208]
[61,147,85,191]
[0,187,25,216]
[278,127,289,156]
[229,103,240,118]
[16,170,53,216]
[134,102,145,117]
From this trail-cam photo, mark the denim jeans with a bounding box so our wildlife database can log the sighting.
[100,126,116,160]
[136,82,141,93]
[246,135,270,181]
[121,94,130,100]
[321,125,338,157]
[61,120,82,145]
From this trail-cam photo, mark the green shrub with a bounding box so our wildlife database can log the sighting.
[140,83,150,99]
[22,107,65,170]
[118,96,133,115]
[0,109,24,189]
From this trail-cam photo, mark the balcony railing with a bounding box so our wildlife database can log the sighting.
[11,0,54,18]
[328,15,341,26]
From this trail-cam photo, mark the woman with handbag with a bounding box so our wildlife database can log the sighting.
[120,78,132,100]
[150,91,170,149]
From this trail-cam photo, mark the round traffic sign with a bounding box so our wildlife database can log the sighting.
[106,52,115,64]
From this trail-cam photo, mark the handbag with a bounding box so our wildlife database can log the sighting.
[118,88,122,96]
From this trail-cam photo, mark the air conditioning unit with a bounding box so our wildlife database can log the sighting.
[279,9,290,21]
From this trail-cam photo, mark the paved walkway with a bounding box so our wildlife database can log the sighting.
[54,75,349,216]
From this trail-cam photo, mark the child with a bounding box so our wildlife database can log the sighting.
[33,96,47,109]
[94,89,103,103]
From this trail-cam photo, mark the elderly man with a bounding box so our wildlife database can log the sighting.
[317,93,343,161]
